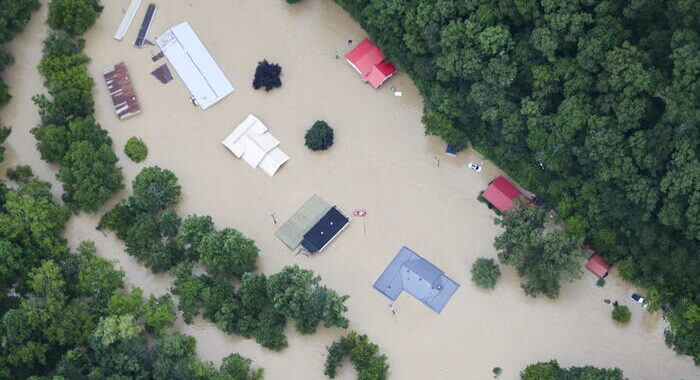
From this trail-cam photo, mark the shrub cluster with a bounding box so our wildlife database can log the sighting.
[124,137,148,162]
[612,305,632,324]
[252,60,282,91]
[305,120,334,151]
[100,166,350,351]
[48,0,103,35]
[324,331,389,379]
[32,28,123,213]
[521,360,625,380]
[471,257,501,289]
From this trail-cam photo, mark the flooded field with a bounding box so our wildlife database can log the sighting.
[1,0,697,379]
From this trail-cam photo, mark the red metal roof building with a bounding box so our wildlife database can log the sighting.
[482,176,525,212]
[586,252,611,278]
[345,38,397,89]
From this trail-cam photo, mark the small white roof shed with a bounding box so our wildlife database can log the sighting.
[222,114,289,176]
[156,21,234,110]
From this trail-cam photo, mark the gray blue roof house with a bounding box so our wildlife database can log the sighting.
[373,246,459,313]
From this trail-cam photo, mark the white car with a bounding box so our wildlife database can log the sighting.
[468,162,482,172]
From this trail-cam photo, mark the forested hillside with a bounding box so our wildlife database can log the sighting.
[331,0,700,362]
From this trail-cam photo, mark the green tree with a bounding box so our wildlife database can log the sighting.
[220,353,264,380]
[131,166,181,212]
[176,214,216,261]
[304,120,334,151]
[471,257,501,289]
[144,294,177,335]
[6,165,34,183]
[47,0,103,35]
[612,305,632,324]
[172,263,205,323]
[199,228,259,279]
[495,202,586,298]
[125,136,148,162]
[520,360,626,380]
[152,333,197,380]
[57,140,124,212]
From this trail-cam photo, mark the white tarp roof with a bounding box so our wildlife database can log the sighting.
[156,21,234,110]
[222,114,289,176]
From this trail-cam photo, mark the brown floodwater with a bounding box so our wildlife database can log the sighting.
[1,1,697,379]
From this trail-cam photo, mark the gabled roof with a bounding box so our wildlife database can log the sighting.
[365,60,397,88]
[345,38,397,89]
[586,253,611,278]
[483,176,525,212]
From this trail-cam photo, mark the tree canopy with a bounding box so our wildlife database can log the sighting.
[33,24,123,213]
[495,201,586,299]
[521,360,626,380]
[47,0,103,35]
[332,0,700,361]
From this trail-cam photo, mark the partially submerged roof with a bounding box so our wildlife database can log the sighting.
[301,207,350,254]
[373,246,459,313]
[156,21,234,110]
[222,114,289,176]
[483,176,525,212]
[586,253,611,278]
[275,195,332,249]
[345,38,397,89]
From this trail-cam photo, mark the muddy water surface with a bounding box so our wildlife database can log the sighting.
[1,1,698,379]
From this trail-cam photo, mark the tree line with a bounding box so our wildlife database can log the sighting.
[32,0,123,213]
[0,2,265,378]
[331,0,699,362]
[0,170,263,379]
[99,166,351,351]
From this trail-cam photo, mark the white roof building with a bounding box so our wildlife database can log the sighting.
[156,21,234,110]
[223,114,290,176]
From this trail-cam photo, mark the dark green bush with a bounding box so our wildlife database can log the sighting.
[252,60,282,91]
[305,120,334,151]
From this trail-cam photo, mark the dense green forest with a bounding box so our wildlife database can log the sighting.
[331,0,700,362]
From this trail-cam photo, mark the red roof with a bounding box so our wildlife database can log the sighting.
[345,38,397,89]
[483,176,524,211]
[586,253,610,278]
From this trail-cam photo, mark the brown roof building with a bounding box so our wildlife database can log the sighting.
[102,62,141,120]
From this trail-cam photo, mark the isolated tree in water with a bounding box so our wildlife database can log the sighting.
[304,120,334,151]
[252,60,282,91]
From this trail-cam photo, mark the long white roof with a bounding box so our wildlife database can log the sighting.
[156,21,234,110]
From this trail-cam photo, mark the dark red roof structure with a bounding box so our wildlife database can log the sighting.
[102,62,141,120]
[586,253,611,278]
[482,176,525,212]
[345,38,397,89]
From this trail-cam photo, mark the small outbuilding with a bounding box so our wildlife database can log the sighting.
[482,176,525,212]
[345,38,397,89]
[586,252,611,278]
